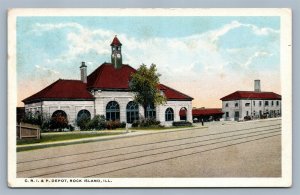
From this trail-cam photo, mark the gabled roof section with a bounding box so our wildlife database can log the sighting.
[110,36,122,46]
[22,79,94,104]
[158,84,193,101]
[87,63,136,90]
[220,91,281,101]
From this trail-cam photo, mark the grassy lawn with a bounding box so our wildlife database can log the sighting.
[17,131,124,146]
[16,126,198,152]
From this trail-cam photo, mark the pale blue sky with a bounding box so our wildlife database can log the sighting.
[17,16,280,107]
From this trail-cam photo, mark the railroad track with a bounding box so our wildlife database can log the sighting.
[17,121,281,178]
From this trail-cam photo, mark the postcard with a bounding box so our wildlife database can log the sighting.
[8,8,292,187]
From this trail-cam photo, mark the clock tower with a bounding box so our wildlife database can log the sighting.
[111,35,122,69]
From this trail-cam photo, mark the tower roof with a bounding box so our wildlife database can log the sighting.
[110,36,122,46]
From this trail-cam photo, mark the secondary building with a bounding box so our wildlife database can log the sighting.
[220,80,281,121]
[22,36,193,127]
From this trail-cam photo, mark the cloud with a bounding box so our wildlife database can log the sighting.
[33,22,84,32]
[207,20,279,44]
[35,64,60,75]
[19,20,280,107]
[242,51,272,68]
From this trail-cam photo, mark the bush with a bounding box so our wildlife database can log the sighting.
[22,112,43,126]
[81,115,106,130]
[68,124,75,131]
[172,121,192,127]
[77,114,91,130]
[244,116,252,121]
[132,117,161,128]
[49,114,68,131]
[120,122,126,128]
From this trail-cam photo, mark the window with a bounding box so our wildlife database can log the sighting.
[179,107,187,121]
[276,101,279,106]
[106,101,120,121]
[51,110,68,129]
[259,101,262,107]
[246,111,249,116]
[253,111,256,116]
[145,104,156,119]
[165,107,174,121]
[265,101,269,106]
[271,101,274,106]
[253,101,255,106]
[77,109,91,122]
[226,112,229,118]
[225,103,229,107]
[235,103,239,107]
[245,103,250,107]
[126,101,139,123]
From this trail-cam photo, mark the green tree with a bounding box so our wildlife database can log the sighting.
[130,64,166,118]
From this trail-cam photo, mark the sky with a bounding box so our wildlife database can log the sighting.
[16,16,281,108]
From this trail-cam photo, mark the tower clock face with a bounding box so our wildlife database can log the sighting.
[117,54,121,58]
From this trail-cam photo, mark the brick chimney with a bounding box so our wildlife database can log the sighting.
[80,62,87,83]
[254,79,261,92]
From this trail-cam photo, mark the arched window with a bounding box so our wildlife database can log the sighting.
[179,107,187,121]
[145,103,156,119]
[165,107,174,121]
[106,101,120,121]
[52,110,67,119]
[77,109,91,122]
[51,110,68,129]
[126,101,139,123]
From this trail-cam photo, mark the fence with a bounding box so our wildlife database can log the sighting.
[16,123,41,139]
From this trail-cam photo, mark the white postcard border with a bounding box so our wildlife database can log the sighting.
[7,8,292,188]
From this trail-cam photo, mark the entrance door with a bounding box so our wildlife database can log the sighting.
[234,111,239,121]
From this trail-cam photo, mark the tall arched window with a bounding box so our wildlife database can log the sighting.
[51,110,68,129]
[165,107,174,121]
[145,103,156,119]
[179,107,187,121]
[77,109,91,122]
[106,101,120,121]
[126,101,139,123]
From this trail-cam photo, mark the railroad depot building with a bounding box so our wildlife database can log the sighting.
[22,36,193,127]
[220,80,281,121]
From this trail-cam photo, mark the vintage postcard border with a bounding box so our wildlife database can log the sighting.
[7,8,292,188]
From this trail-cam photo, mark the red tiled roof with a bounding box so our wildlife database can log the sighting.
[87,63,193,101]
[24,64,193,103]
[87,63,136,90]
[220,91,281,101]
[180,108,223,116]
[192,108,223,116]
[158,84,193,101]
[111,36,122,46]
[22,79,94,103]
